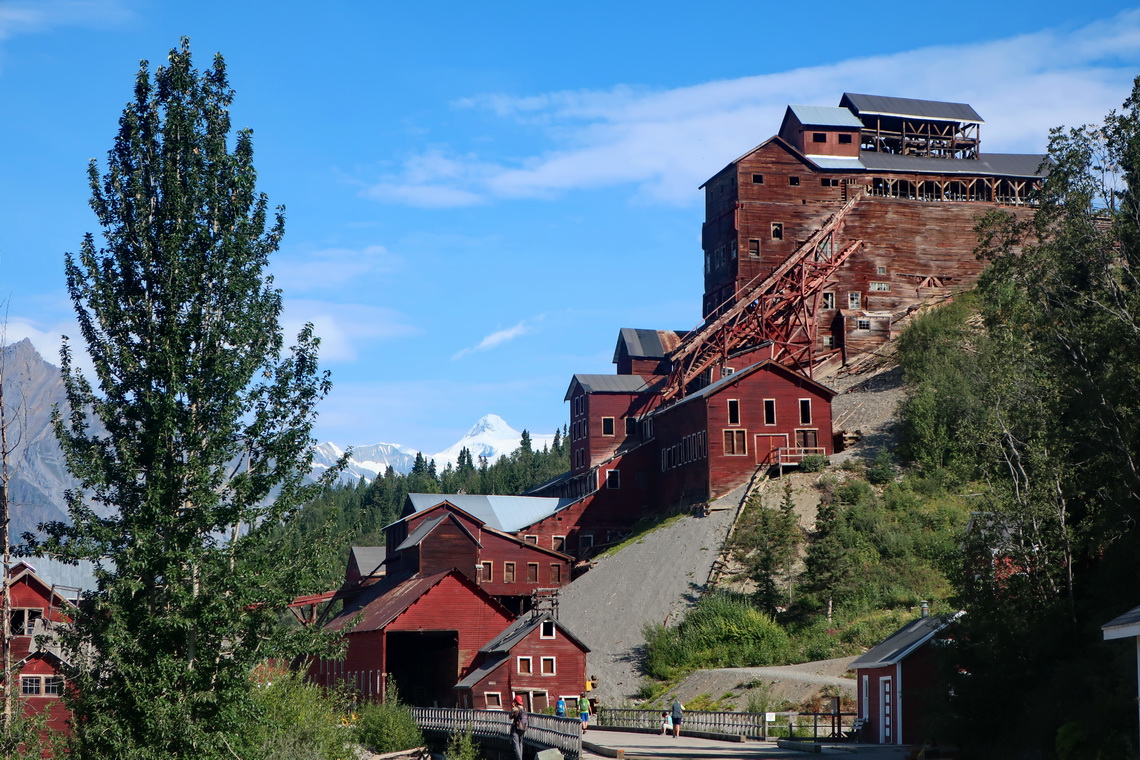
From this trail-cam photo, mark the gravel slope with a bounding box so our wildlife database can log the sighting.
[558,489,744,705]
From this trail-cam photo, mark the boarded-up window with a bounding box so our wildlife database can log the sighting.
[550,564,562,584]
[541,657,556,675]
[723,429,747,455]
[479,561,493,582]
[485,692,502,709]
[748,239,760,257]
[518,657,532,675]
[505,562,516,584]
[526,563,538,583]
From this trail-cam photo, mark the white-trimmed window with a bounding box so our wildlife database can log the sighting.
[601,417,615,436]
[822,292,835,310]
[870,281,890,292]
[550,564,562,584]
[479,561,493,583]
[799,399,813,425]
[485,692,503,709]
[524,535,538,545]
[606,470,621,490]
[20,677,40,696]
[857,318,872,330]
[540,657,557,676]
[877,265,887,274]
[43,677,63,696]
[552,535,565,552]
[526,563,539,583]
[763,399,776,426]
[822,335,834,349]
[727,399,741,426]
[541,620,556,639]
[724,429,747,456]
[517,657,533,675]
[849,292,861,309]
[579,534,594,550]
[11,609,42,636]
[504,562,516,584]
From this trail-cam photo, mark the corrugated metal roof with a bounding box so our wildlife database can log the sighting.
[326,570,454,633]
[478,613,590,655]
[455,652,508,689]
[851,612,962,669]
[859,151,1047,178]
[1103,604,1140,640]
[406,493,575,532]
[787,105,864,129]
[395,514,447,551]
[349,546,387,576]
[564,374,662,400]
[649,358,836,416]
[612,328,688,362]
[841,93,983,124]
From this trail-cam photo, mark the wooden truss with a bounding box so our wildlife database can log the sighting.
[663,196,865,401]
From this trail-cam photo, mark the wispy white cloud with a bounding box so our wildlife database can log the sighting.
[281,299,418,363]
[272,244,401,293]
[452,319,532,360]
[0,0,131,41]
[363,10,1140,208]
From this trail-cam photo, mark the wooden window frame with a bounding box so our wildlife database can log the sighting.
[43,677,63,696]
[799,399,813,425]
[763,399,776,426]
[812,132,827,143]
[727,399,741,426]
[552,535,565,552]
[771,222,783,240]
[541,620,556,639]
[788,176,800,186]
[723,429,748,456]
[517,657,533,675]
[751,173,764,184]
[848,292,861,309]
[857,318,872,330]
[579,534,594,550]
[601,417,615,436]
[838,133,853,144]
[870,281,890,292]
[550,563,562,584]
[485,692,503,709]
[540,657,557,676]
[526,563,539,584]
[20,677,41,696]
[480,561,493,583]
[524,534,538,545]
[606,469,621,490]
[822,292,835,310]
[504,562,516,584]
[748,238,760,258]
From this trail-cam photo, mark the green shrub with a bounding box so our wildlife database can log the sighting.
[866,449,895,485]
[356,685,424,755]
[445,728,482,760]
[241,672,354,760]
[799,454,829,472]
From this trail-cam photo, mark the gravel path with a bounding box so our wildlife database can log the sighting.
[558,487,746,705]
[672,657,857,711]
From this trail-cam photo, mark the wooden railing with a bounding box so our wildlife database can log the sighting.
[595,707,859,741]
[774,446,827,465]
[411,707,581,760]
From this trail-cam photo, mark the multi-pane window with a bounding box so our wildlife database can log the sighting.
[870,282,890,291]
[822,292,835,310]
[20,677,40,696]
[44,677,63,696]
[857,318,872,330]
[849,292,861,309]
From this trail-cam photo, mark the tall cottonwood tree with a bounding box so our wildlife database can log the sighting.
[45,39,342,759]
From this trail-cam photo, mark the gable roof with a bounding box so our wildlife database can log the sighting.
[455,612,590,690]
[395,512,482,552]
[404,494,577,533]
[326,569,509,633]
[8,562,80,610]
[612,328,688,363]
[840,93,983,124]
[1103,604,1140,640]
[650,358,836,418]
[851,612,963,669]
[564,374,662,400]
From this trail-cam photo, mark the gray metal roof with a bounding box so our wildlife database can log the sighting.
[841,93,983,124]
[804,155,865,171]
[349,546,387,576]
[851,612,963,669]
[612,328,687,362]
[455,652,508,689]
[1103,604,1140,640]
[564,374,661,401]
[649,357,836,417]
[858,151,1047,179]
[396,514,448,551]
[479,612,591,656]
[405,493,576,533]
[787,104,864,129]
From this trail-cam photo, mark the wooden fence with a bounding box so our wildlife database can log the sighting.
[411,707,581,760]
[596,707,858,741]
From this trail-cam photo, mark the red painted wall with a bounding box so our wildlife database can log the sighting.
[462,624,587,712]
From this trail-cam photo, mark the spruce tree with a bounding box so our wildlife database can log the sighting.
[45,39,342,759]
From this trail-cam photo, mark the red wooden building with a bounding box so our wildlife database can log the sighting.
[5,561,77,735]
[312,568,515,707]
[850,610,963,745]
[389,499,574,612]
[455,611,589,712]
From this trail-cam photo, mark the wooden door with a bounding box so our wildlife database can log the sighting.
[754,433,787,465]
[878,677,893,744]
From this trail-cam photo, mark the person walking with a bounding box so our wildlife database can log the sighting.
[556,696,567,718]
[670,698,684,738]
[510,695,528,760]
[578,692,591,734]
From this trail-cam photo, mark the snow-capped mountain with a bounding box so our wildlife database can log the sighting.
[310,413,556,483]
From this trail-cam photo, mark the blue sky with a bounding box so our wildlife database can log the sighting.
[2,1,1140,454]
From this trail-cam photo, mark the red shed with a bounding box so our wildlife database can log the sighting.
[455,611,589,712]
[850,611,962,745]
[313,569,514,707]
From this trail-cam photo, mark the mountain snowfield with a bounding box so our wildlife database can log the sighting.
[310,413,555,482]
